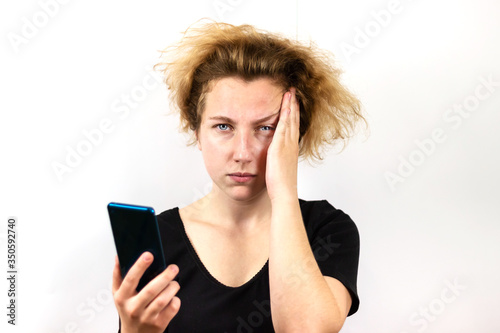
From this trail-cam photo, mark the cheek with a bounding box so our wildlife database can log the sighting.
[256,137,272,161]
[200,140,218,160]
[200,136,228,170]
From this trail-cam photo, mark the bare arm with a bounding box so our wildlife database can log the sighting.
[268,199,352,332]
[266,89,352,332]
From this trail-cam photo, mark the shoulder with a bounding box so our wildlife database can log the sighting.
[157,206,179,220]
[156,207,182,231]
[299,199,356,227]
[298,199,359,243]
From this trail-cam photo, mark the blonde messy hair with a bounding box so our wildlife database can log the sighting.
[155,20,365,161]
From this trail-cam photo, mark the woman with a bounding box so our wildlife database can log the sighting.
[112,21,365,333]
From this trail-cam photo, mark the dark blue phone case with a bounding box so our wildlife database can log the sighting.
[107,202,166,291]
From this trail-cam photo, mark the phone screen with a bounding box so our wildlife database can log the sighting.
[107,202,166,291]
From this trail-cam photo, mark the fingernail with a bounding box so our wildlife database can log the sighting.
[288,91,292,101]
[143,252,152,262]
[170,265,179,274]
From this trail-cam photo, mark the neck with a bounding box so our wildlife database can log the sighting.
[200,186,272,231]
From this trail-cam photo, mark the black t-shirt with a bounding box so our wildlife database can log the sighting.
[119,199,360,332]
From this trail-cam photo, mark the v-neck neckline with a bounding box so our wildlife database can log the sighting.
[173,207,269,289]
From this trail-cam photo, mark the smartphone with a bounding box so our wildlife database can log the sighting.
[107,202,166,291]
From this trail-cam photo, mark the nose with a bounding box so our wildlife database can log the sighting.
[233,129,253,163]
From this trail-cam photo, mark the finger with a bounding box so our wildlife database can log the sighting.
[275,91,292,137]
[144,279,181,316]
[135,264,180,309]
[289,88,300,140]
[120,252,154,297]
[112,255,123,294]
[157,296,181,326]
[282,91,292,120]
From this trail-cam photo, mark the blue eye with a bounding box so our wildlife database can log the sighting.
[217,124,230,131]
[260,126,274,131]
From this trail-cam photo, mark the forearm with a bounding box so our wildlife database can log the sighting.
[268,198,344,333]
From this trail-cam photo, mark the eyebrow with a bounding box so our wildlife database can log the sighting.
[208,110,281,124]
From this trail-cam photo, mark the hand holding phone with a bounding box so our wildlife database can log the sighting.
[112,249,181,332]
[109,202,181,331]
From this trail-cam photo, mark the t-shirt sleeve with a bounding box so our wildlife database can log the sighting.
[302,200,360,316]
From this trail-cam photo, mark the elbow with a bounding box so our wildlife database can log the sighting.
[275,318,345,333]
[317,321,345,333]
[328,322,344,333]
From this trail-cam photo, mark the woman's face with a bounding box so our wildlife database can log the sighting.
[197,77,284,202]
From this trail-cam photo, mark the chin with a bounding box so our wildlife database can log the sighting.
[226,187,267,202]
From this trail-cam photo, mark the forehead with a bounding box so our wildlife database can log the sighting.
[203,77,284,121]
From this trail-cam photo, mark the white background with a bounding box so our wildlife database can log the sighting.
[1,0,499,332]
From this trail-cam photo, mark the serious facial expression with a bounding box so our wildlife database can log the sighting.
[197,77,285,202]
